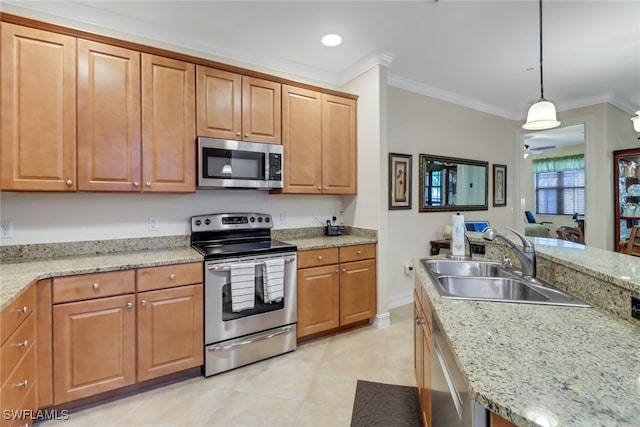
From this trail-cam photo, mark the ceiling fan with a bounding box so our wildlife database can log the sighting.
[524,143,556,155]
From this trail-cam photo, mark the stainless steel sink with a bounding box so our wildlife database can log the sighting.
[437,276,549,302]
[422,259,509,277]
[422,259,590,307]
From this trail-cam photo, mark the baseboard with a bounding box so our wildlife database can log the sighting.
[387,291,413,309]
[371,312,391,329]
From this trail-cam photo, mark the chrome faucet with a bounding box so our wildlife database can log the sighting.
[483,227,536,278]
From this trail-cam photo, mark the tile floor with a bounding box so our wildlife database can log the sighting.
[38,304,415,427]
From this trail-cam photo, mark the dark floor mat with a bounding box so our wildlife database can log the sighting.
[350,380,422,427]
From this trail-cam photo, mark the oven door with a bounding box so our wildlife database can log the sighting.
[204,252,297,345]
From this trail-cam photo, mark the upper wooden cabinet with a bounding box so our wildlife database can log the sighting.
[1,23,77,191]
[280,86,357,194]
[77,39,142,191]
[141,54,196,192]
[196,66,281,144]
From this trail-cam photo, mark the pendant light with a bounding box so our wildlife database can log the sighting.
[632,111,640,132]
[523,0,560,130]
[221,153,232,174]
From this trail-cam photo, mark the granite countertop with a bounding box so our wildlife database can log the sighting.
[1,247,203,311]
[281,234,377,251]
[414,245,640,426]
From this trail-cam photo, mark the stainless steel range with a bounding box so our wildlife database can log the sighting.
[190,213,298,377]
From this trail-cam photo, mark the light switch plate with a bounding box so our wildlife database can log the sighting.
[0,221,13,238]
[148,217,159,231]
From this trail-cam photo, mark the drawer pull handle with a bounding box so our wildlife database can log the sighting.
[170,274,176,280]
[16,340,29,348]
[317,256,323,260]
[93,283,100,290]
[357,250,363,255]
[140,300,147,306]
[17,306,28,314]
[18,380,29,387]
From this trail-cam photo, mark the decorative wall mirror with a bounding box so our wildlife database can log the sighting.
[418,154,488,212]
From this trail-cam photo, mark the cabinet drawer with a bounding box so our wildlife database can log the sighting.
[0,346,36,418]
[1,286,36,345]
[137,262,203,292]
[297,248,339,269]
[339,244,376,263]
[52,270,135,303]
[0,314,35,385]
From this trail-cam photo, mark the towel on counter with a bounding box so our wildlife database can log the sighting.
[230,262,256,312]
[262,258,285,303]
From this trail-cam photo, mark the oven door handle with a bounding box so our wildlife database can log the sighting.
[207,256,296,271]
[207,326,295,352]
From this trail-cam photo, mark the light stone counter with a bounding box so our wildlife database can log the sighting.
[414,239,640,427]
[273,226,377,251]
[1,247,203,311]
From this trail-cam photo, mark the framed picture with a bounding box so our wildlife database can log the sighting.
[493,164,507,207]
[388,153,412,210]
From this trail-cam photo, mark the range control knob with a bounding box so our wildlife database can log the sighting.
[264,217,270,223]
[194,219,202,226]
[204,219,211,225]
[257,217,263,223]
[249,217,256,223]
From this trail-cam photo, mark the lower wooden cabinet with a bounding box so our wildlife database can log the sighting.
[414,290,432,427]
[137,285,203,382]
[297,244,376,338]
[53,294,136,404]
[48,263,203,405]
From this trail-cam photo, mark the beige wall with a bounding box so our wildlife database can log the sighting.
[384,86,515,306]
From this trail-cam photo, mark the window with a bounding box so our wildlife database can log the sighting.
[533,155,585,215]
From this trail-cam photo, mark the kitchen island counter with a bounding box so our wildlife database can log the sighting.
[414,240,640,427]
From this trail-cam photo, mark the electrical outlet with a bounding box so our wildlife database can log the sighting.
[631,296,640,320]
[470,243,486,254]
[148,217,159,231]
[279,213,287,225]
[0,221,13,238]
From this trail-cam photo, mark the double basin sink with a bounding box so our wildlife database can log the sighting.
[422,259,590,307]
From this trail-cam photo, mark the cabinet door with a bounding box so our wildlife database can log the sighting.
[281,85,322,193]
[339,259,376,325]
[414,297,423,400]
[1,23,76,191]
[77,39,141,191]
[141,54,196,193]
[196,66,242,140]
[242,76,281,144]
[321,94,357,194]
[53,294,135,404]
[297,265,339,337]
[137,284,203,382]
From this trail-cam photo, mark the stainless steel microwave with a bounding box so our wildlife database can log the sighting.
[197,137,283,190]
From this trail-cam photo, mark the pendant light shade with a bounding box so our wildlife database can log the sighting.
[523,100,560,130]
[522,0,560,131]
[632,111,640,132]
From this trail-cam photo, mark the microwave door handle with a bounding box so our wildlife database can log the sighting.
[208,256,295,272]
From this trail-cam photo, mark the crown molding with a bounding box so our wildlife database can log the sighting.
[337,51,396,85]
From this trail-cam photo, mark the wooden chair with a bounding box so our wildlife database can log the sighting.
[625,226,640,256]
[556,226,585,244]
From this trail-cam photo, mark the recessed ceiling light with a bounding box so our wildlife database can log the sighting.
[321,34,342,47]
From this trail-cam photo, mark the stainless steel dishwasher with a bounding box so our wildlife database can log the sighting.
[431,318,487,427]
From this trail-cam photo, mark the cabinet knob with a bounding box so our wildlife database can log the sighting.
[18,380,29,387]
[317,255,323,260]
[145,181,151,187]
[357,250,363,255]
[17,306,28,314]
[93,283,100,290]
[66,179,73,186]
[16,340,29,348]
[236,132,241,136]
[169,274,176,280]
[317,186,322,191]
[341,268,346,273]
[245,134,249,137]
[324,186,328,190]
[127,302,133,309]
[140,300,147,306]
[416,316,424,325]
[133,181,140,187]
